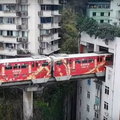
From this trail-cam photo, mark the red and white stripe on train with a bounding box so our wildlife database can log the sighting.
[0,53,113,83]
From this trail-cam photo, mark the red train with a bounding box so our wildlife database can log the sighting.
[0,53,113,84]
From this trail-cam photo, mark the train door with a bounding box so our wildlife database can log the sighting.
[67,58,75,75]
[54,58,71,81]
[96,56,105,73]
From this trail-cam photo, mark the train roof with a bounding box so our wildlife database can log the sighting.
[51,53,111,60]
[0,55,50,64]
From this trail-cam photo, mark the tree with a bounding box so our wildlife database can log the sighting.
[60,8,78,53]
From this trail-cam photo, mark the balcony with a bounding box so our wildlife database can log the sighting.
[38,23,52,29]
[42,43,60,55]
[16,11,28,17]
[16,0,28,5]
[38,34,59,43]
[52,23,60,28]
[38,0,59,5]
[0,24,17,31]
[38,36,43,42]
[38,11,52,17]
[0,43,17,56]
[17,37,28,43]
[16,25,28,30]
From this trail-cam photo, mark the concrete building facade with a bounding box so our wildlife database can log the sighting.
[0,0,60,57]
[87,1,111,24]
[110,0,120,26]
[76,32,120,120]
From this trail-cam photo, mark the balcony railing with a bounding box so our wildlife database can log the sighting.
[38,0,43,4]
[16,24,28,30]
[16,11,28,17]
[16,0,28,4]
[17,37,28,43]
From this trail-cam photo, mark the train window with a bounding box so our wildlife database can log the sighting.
[97,57,99,62]
[88,59,94,63]
[42,62,49,67]
[106,56,112,61]
[32,63,34,67]
[75,60,81,64]
[56,61,63,65]
[5,65,12,70]
[21,64,28,69]
[82,60,87,63]
[100,57,102,62]
[13,64,20,69]
[97,57,102,62]
[68,60,72,64]
[36,62,38,67]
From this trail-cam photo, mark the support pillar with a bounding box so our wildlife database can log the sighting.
[23,90,33,120]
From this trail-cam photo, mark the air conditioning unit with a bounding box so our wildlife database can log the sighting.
[38,49,43,54]
[105,112,109,117]
[16,11,21,17]
[17,38,22,42]
[22,38,28,42]
[16,0,21,4]
[21,11,28,17]
[16,25,21,30]
[38,0,43,4]
[17,38,28,42]
[38,24,43,29]
[38,11,43,16]
[117,3,120,6]
[38,36,43,42]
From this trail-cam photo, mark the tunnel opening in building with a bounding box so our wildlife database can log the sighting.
[99,46,109,53]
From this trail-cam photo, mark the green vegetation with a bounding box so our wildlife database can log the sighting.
[34,82,76,120]
[76,16,120,41]
[60,8,78,53]
[0,88,23,120]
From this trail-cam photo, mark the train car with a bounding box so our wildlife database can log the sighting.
[0,56,51,84]
[51,53,113,81]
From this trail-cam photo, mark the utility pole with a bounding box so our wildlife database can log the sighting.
[76,31,81,120]
[77,31,81,53]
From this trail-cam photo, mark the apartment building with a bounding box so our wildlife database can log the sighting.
[110,0,120,26]
[87,0,111,23]
[76,32,120,120]
[0,0,60,58]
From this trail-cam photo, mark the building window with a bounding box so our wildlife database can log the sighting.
[87,105,90,112]
[3,4,16,12]
[87,79,91,85]
[101,12,104,16]
[105,86,109,95]
[7,31,13,36]
[100,20,104,23]
[93,12,96,16]
[41,17,52,23]
[0,17,3,24]
[96,84,100,90]
[0,30,2,36]
[104,101,108,110]
[108,12,110,16]
[103,116,108,120]
[95,111,99,118]
[0,5,2,11]
[87,91,90,99]
[6,18,15,24]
